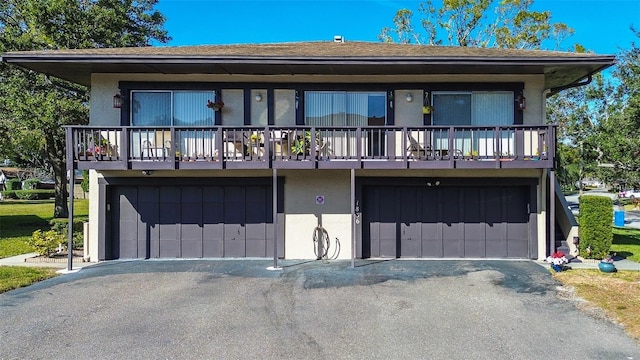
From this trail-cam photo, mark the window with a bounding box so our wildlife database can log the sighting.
[432,91,514,126]
[131,90,215,126]
[304,91,386,126]
[432,91,515,156]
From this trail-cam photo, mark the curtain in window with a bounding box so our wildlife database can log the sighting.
[346,93,369,127]
[432,93,471,126]
[472,92,513,126]
[305,91,345,126]
[131,92,171,126]
[173,91,214,126]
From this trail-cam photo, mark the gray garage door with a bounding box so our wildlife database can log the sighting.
[111,184,278,259]
[363,186,530,258]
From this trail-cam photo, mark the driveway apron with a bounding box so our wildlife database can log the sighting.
[1,260,639,360]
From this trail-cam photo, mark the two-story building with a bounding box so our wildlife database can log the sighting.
[1,41,615,263]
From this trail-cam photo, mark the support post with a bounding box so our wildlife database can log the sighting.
[66,127,75,271]
[549,170,556,256]
[268,168,281,271]
[351,168,355,268]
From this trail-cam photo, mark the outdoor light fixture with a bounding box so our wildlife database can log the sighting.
[113,93,123,108]
[255,93,263,102]
[516,92,526,111]
[406,93,413,102]
[141,170,153,176]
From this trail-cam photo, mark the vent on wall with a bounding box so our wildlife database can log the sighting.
[333,35,344,43]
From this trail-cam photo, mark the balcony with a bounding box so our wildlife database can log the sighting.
[65,125,555,171]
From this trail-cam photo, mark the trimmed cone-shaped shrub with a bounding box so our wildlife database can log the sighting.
[579,195,613,259]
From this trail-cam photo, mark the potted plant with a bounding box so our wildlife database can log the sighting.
[207,99,224,111]
[291,131,322,157]
[546,251,569,272]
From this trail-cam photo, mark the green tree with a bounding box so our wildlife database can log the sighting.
[379,0,573,49]
[596,29,640,188]
[0,0,169,217]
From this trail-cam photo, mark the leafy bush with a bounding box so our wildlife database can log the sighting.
[28,229,65,257]
[81,170,89,193]
[1,190,17,199]
[14,190,55,200]
[579,195,613,259]
[6,178,21,190]
[49,218,87,249]
[22,179,40,190]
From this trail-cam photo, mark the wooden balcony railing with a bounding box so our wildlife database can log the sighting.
[65,125,555,170]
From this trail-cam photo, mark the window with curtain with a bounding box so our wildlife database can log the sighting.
[432,91,515,156]
[304,91,386,126]
[131,90,215,126]
[432,91,514,126]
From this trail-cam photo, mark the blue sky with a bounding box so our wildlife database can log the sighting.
[156,0,639,55]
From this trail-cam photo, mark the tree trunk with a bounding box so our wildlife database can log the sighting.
[46,130,69,218]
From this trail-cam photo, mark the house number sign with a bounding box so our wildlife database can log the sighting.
[315,195,325,205]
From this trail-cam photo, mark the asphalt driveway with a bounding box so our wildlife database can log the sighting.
[1,260,639,359]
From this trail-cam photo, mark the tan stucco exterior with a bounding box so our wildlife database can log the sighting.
[84,72,551,261]
[90,73,546,127]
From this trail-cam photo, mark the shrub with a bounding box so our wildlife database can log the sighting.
[28,229,65,257]
[22,178,40,190]
[81,170,89,193]
[579,195,613,259]
[14,190,55,200]
[1,190,17,199]
[6,178,21,190]
[50,218,87,249]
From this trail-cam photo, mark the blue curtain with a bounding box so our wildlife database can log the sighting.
[131,92,171,126]
[173,91,214,126]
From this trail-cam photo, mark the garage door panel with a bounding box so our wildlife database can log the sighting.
[111,182,275,259]
[159,186,183,258]
[400,187,420,257]
[181,187,203,258]
[378,188,397,257]
[203,186,224,257]
[441,188,464,258]
[420,188,442,257]
[117,187,139,259]
[160,239,181,258]
[485,188,507,257]
[463,188,485,258]
[181,240,203,258]
[363,183,530,259]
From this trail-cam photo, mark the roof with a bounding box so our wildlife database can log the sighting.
[1,41,616,89]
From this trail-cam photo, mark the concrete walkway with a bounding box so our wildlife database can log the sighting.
[2,252,639,272]
[0,252,88,269]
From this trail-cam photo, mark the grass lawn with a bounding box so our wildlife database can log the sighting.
[612,228,640,262]
[0,266,59,293]
[0,199,89,258]
[553,270,640,343]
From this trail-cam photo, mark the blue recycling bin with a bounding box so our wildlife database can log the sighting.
[614,210,625,227]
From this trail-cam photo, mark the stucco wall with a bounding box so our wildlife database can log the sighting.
[282,170,352,260]
[395,90,424,127]
[89,73,547,127]
[221,89,244,126]
[275,89,296,126]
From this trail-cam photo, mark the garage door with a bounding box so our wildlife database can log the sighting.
[362,185,530,258]
[110,183,279,259]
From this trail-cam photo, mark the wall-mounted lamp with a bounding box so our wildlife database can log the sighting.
[406,93,413,102]
[141,170,153,176]
[516,92,526,111]
[255,93,263,102]
[113,93,123,109]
